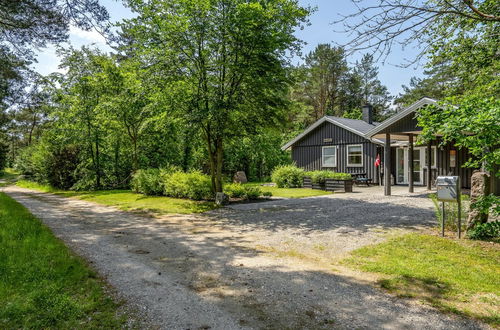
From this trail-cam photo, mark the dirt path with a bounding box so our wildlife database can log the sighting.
[3,186,487,329]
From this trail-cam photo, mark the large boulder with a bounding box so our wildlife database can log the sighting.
[233,171,248,183]
[467,171,490,230]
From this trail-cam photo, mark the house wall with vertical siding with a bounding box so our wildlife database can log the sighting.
[291,122,380,182]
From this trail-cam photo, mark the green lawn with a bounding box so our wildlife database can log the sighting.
[16,180,216,214]
[343,233,500,326]
[245,182,332,198]
[0,192,128,328]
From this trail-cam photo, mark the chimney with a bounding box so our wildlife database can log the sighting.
[362,104,373,124]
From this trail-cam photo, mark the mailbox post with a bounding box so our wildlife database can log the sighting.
[436,176,462,238]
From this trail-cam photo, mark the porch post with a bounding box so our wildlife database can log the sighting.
[427,141,432,190]
[408,134,414,193]
[384,133,391,196]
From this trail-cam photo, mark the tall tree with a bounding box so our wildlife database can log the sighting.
[353,54,392,120]
[97,59,155,172]
[297,44,349,120]
[336,0,500,64]
[1,0,111,168]
[57,47,111,188]
[120,0,309,192]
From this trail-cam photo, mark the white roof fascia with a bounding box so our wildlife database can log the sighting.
[364,97,438,139]
[281,116,378,150]
[281,117,329,150]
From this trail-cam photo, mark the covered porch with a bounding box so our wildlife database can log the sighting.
[365,98,464,196]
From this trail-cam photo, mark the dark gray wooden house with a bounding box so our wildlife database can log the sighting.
[365,97,479,195]
[281,105,383,182]
[283,98,494,195]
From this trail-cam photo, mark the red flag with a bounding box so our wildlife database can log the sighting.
[374,154,381,167]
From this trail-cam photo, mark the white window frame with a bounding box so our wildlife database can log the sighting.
[423,146,437,169]
[346,144,364,167]
[322,146,337,168]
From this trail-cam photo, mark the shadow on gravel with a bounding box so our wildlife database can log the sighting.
[207,196,436,234]
[6,188,481,329]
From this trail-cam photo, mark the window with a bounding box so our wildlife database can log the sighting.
[423,146,437,168]
[347,145,363,167]
[322,146,337,167]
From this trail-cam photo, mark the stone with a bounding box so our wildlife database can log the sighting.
[215,192,229,205]
[233,171,248,183]
[467,171,490,229]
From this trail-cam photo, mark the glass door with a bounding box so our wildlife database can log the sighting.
[396,148,424,185]
[396,148,405,184]
[412,149,423,185]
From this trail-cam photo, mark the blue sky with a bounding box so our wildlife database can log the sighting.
[33,0,425,97]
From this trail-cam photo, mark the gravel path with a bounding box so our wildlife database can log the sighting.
[3,185,487,329]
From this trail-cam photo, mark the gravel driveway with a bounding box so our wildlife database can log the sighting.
[3,185,487,329]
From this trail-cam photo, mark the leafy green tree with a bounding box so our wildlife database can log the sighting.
[0,0,109,61]
[96,59,155,171]
[0,0,110,118]
[120,0,310,192]
[418,96,499,175]
[56,47,112,189]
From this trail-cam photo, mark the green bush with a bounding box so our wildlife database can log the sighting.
[305,170,352,184]
[131,169,166,195]
[224,183,247,198]
[271,165,305,188]
[243,186,263,200]
[224,183,267,200]
[467,221,500,241]
[163,171,213,201]
[262,191,273,197]
[470,194,500,217]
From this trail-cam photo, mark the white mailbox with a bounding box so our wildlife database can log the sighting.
[436,176,460,202]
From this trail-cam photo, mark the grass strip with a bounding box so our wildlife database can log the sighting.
[245,182,332,198]
[16,180,216,214]
[0,192,128,328]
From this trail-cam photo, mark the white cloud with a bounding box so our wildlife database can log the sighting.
[69,26,107,45]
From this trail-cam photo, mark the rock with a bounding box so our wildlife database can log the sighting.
[215,192,229,205]
[233,171,248,183]
[467,171,490,229]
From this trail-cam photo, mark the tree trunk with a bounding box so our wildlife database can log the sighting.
[215,138,223,193]
[95,132,101,188]
[206,135,224,193]
[132,136,138,172]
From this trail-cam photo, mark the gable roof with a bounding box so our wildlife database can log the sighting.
[364,97,438,138]
[281,116,380,151]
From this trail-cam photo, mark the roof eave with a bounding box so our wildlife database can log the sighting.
[364,97,438,139]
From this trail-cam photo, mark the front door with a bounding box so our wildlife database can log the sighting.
[396,148,424,185]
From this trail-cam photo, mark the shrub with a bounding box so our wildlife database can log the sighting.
[262,191,273,197]
[224,183,267,200]
[224,183,247,198]
[271,165,304,188]
[305,171,352,184]
[244,186,262,200]
[470,194,500,217]
[131,169,166,196]
[467,221,500,241]
[163,171,213,201]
